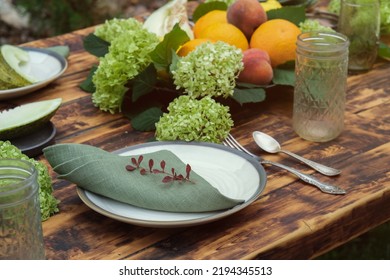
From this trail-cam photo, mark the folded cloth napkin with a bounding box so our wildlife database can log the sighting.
[43,143,244,212]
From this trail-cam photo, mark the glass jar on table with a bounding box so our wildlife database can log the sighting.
[337,0,381,73]
[293,31,349,142]
[0,159,45,260]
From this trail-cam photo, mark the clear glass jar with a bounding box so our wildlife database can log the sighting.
[0,159,45,259]
[293,32,349,142]
[337,0,380,73]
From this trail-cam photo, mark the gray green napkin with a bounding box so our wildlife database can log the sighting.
[43,143,244,212]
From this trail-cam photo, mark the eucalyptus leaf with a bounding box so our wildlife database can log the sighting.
[80,65,97,93]
[267,6,306,26]
[83,33,110,57]
[131,65,158,102]
[131,107,163,131]
[232,87,266,105]
[192,1,228,22]
[150,24,190,72]
[272,68,296,86]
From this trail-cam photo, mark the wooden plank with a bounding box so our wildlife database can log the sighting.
[3,1,389,259]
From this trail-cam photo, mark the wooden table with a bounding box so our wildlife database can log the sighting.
[2,19,389,260]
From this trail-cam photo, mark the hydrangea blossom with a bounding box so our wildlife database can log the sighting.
[0,141,59,221]
[204,0,236,7]
[94,18,145,43]
[299,19,335,33]
[155,95,234,143]
[172,41,243,99]
[92,18,159,113]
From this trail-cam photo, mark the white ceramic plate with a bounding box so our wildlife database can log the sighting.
[77,141,267,228]
[0,47,68,100]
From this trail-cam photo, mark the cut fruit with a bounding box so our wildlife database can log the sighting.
[0,45,35,90]
[0,98,62,140]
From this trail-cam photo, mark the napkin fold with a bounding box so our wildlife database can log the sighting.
[43,143,244,212]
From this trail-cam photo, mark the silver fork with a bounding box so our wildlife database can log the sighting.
[223,134,346,195]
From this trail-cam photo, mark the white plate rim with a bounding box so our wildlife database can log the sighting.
[0,47,68,100]
[76,141,267,228]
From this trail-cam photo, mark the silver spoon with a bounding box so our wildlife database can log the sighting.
[252,131,341,176]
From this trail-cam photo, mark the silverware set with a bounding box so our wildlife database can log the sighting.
[223,133,346,195]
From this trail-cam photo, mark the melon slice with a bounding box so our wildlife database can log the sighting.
[0,45,35,89]
[0,98,62,140]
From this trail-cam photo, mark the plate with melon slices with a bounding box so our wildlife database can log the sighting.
[0,45,68,100]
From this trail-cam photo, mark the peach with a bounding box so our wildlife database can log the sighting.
[227,0,267,39]
[243,48,271,64]
[238,48,273,85]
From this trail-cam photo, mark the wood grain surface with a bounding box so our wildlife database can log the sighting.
[1,4,389,260]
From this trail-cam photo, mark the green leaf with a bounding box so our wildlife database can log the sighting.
[379,41,390,60]
[131,107,163,131]
[131,65,158,102]
[267,6,306,26]
[45,45,70,58]
[192,1,228,22]
[272,68,295,86]
[83,33,110,57]
[150,24,190,72]
[169,50,180,73]
[232,87,266,105]
[79,65,97,93]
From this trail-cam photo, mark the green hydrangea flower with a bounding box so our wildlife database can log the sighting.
[94,18,144,43]
[299,19,335,33]
[92,18,159,113]
[204,0,236,6]
[172,41,243,99]
[0,141,59,221]
[155,95,234,143]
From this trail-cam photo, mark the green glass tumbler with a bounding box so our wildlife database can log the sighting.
[293,31,349,142]
[337,0,380,73]
[0,159,45,259]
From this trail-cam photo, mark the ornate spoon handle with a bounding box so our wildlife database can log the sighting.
[260,159,346,195]
[280,149,341,176]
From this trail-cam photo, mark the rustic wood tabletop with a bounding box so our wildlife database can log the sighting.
[1,2,389,260]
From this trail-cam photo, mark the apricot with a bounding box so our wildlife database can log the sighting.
[238,48,273,85]
[227,0,267,39]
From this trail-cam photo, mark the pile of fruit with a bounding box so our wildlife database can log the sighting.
[179,0,301,86]
[81,0,302,138]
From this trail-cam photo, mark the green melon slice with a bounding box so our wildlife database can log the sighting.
[0,98,62,140]
[0,45,35,90]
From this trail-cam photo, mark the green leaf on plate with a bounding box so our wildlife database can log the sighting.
[267,6,306,26]
[131,107,163,131]
[131,65,158,102]
[79,65,97,93]
[232,86,266,105]
[150,24,190,72]
[83,33,110,57]
[192,1,228,22]
[379,41,390,60]
[273,68,295,86]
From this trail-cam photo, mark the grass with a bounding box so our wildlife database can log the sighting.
[317,221,390,260]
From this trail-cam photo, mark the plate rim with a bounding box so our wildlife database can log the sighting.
[0,47,68,99]
[76,141,267,228]
[11,121,57,157]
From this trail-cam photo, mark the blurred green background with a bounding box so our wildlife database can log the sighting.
[0,0,388,260]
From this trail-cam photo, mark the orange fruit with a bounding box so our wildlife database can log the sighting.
[197,22,249,51]
[250,19,301,67]
[177,38,213,56]
[193,10,227,38]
